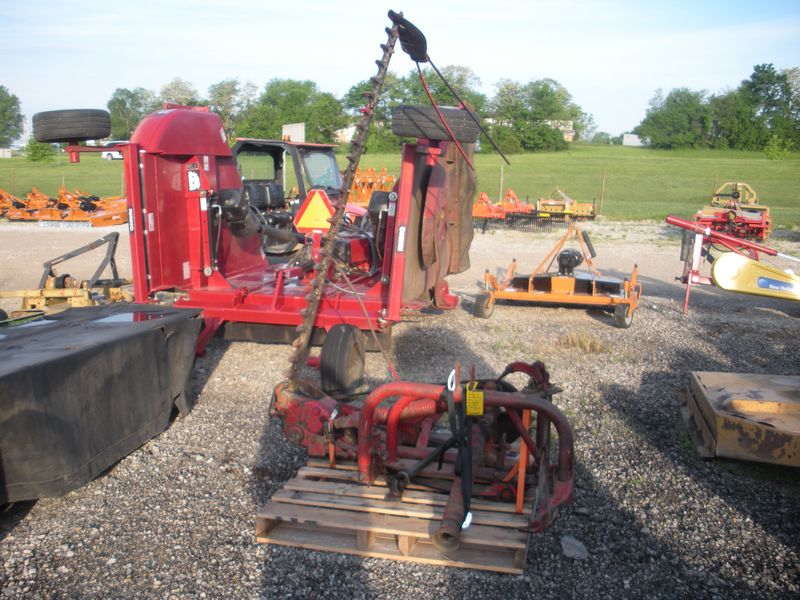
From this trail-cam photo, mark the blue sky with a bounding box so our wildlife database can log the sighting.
[2,0,799,139]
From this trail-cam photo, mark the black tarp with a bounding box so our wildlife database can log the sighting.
[0,304,201,503]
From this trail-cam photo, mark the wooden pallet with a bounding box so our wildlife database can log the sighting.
[256,459,532,574]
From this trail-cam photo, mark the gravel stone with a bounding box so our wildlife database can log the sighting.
[561,535,589,560]
[1,221,799,599]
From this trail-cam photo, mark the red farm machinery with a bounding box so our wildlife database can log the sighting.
[692,181,772,242]
[29,10,574,570]
[666,214,799,313]
[36,64,480,396]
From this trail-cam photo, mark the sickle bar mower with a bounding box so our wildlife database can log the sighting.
[261,360,574,572]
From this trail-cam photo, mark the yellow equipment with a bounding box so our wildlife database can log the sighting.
[680,372,800,467]
[0,233,131,314]
[711,252,800,302]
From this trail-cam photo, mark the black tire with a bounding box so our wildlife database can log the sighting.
[0,309,8,322]
[391,105,480,143]
[320,324,365,399]
[473,292,494,319]
[614,304,634,329]
[33,109,111,143]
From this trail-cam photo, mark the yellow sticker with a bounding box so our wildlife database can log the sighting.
[465,384,484,416]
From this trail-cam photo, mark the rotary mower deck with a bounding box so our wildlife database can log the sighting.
[474,222,642,328]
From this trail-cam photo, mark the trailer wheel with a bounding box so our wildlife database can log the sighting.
[0,309,8,322]
[473,292,494,319]
[613,304,634,329]
[33,109,111,143]
[391,105,480,143]
[321,324,365,399]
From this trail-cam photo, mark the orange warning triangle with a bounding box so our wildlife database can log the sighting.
[293,189,335,233]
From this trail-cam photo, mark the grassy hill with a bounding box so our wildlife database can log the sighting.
[2,145,798,226]
[359,145,800,226]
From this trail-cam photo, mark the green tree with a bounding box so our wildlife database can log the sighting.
[0,86,24,147]
[489,78,583,150]
[517,122,567,152]
[207,79,258,139]
[708,89,763,149]
[207,79,240,134]
[590,131,611,144]
[24,136,55,161]
[398,65,488,113]
[237,79,347,143]
[159,78,201,106]
[107,87,158,139]
[742,63,796,145]
[485,125,522,154]
[634,88,711,148]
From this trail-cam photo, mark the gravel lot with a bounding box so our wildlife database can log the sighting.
[1,220,799,599]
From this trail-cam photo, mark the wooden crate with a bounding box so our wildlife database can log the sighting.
[256,459,532,574]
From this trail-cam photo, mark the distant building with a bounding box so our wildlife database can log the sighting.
[282,123,306,143]
[334,125,356,144]
[0,149,12,158]
[622,133,646,147]
[545,120,575,142]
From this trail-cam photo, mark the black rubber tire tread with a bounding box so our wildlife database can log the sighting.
[33,109,111,143]
[391,105,480,143]
[473,292,494,319]
[614,304,634,329]
[320,324,366,399]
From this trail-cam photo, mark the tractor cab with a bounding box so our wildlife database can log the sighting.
[232,139,342,254]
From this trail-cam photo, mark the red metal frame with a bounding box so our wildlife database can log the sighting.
[271,360,575,533]
[666,215,780,313]
[68,107,471,351]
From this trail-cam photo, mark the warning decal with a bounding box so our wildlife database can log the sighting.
[293,190,335,233]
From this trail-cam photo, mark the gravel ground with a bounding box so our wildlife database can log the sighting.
[1,220,799,599]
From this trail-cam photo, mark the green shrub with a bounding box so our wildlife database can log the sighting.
[24,137,56,162]
[764,135,791,160]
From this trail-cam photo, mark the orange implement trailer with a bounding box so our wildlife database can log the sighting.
[0,186,128,226]
[472,189,551,232]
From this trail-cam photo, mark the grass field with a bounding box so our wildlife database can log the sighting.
[2,145,798,226]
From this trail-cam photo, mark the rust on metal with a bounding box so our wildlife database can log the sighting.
[680,371,800,466]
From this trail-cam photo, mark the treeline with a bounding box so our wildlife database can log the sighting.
[634,64,799,154]
[106,67,593,153]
